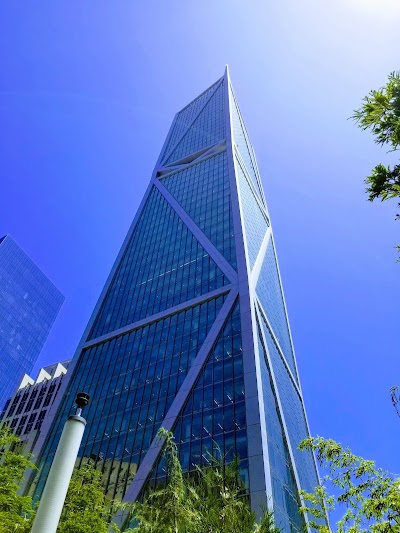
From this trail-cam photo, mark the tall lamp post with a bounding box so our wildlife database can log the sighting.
[31,392,90,533]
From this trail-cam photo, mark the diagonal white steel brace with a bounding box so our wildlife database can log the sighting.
[256,300,301,398]
[154,179,238,285]
[251,227,272,284]
[157,141,226,176]
[234,150,269,222]
[119,287,238,508]
[228,81,266,206]
[253,233,302,386]
[82,285,232,350]
[255,304,313,532]
[161,78,223,164]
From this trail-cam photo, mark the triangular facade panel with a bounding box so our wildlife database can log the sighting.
[236,157,269,267]
[161,152,237,268]
[162,78,222,162]
[164,80,225,165]
[256,239,297,379]
[257,326,306,533]
[88,187,228,340]
[259,313,320,500]
[230,86,264,201]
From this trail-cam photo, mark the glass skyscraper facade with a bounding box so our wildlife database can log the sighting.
[32,69,322,532]
[0,235,64,410]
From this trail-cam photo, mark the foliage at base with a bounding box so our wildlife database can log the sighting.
[0,425,284,532]
[299,436,400,532]
[0,427,36,533]
[57,464,113,533]
[131,427,281,533]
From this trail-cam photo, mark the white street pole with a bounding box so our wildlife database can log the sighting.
[31,393,89,533]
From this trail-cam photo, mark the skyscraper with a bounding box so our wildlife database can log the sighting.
[32,69,322,532]
[0,235,64,410]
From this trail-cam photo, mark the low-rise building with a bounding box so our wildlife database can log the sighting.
[1,360,70,454]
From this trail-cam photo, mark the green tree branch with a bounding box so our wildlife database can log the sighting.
[352,71,400,254]
[299,437,400,533]
[0,427,36,533]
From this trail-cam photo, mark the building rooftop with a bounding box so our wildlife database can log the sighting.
[18,360,71,390]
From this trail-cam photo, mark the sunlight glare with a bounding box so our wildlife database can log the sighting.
[348,0,400,15]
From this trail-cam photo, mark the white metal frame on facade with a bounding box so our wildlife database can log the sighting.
[225,67,274,512]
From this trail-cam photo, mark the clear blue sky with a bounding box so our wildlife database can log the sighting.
[0,0,399,484]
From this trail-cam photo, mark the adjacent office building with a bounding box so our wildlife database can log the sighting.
[0,235,64,410]
[1,360,70,454]
[32,69,323,531]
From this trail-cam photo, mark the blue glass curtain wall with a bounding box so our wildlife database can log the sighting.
[162,78,222,162]
[259,312,319,497]
[256,240,297,380]
[165,80,225,165]
[236,158,269,268]
[257,325,305,533]
[0,236,64,409]
[89,187,227,340]
[162,152,236,268]
[147,301,248,493]
[230,88,264,201]
[33,295,226,501]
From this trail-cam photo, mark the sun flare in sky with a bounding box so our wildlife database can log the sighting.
[348,0,400,15]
